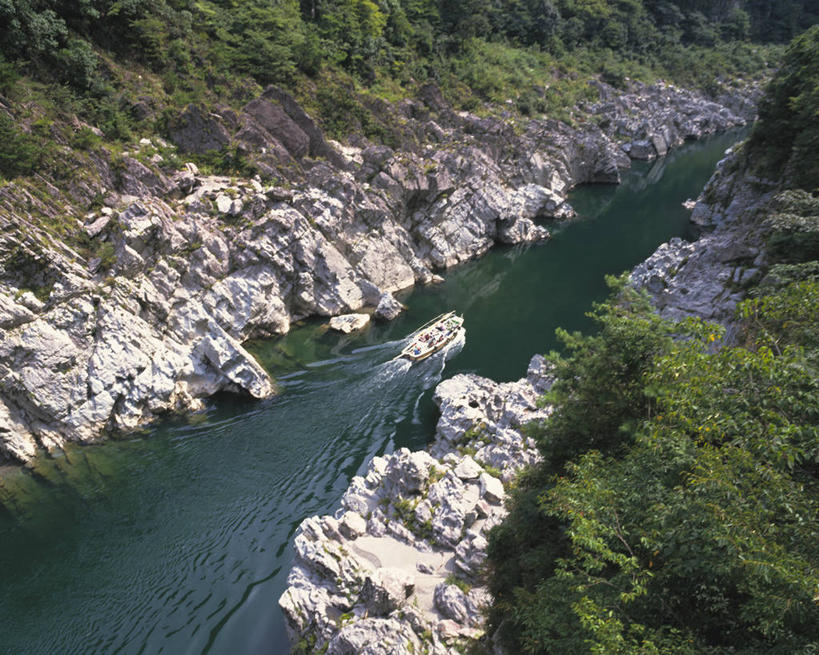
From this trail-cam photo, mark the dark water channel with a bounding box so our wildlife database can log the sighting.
[0,129,745,655]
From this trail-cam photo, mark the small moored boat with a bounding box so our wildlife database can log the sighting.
[400,311,464,362]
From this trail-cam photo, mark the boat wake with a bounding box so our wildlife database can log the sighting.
[0,320,467,655]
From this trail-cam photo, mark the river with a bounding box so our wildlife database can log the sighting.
[0,128,745,655]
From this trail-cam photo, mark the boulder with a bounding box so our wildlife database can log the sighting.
[329,313,370,334]
[84,215,111,238]
[455,531,488,576]
[453,455,482,480]
[651,133,668,157]
[373,293,403,321]
[327,618,422,655]
[215,194,233,214]
[339,511,367,540]
[433,582,471,624]
[197,324,276,399]
[117,156,170,197]
[358,568,415,616]
[625,139,657,160]
[385,449,436,493]
[242,98,310,160]
[262,86,348,168]
[233,118,296,169]
[479,472,504,505]
[168,104,230,154]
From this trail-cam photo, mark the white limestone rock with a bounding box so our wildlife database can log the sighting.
[453,455,482,480]
[373,292,403,321]
[339,511,367,540]
[327,618,423,655]
[215,194,233,214]
[329,313,370,334]
[479,472,505,505]
[197,323,275,399]
[358,568,415,616]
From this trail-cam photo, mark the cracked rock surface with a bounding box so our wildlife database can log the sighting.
[631,148,774,342]
[278,355,552,653]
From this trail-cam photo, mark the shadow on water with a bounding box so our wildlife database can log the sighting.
[0,127,747,655]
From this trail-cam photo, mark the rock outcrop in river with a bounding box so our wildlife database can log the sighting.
[0,79,757,463]
[279,355,552,654]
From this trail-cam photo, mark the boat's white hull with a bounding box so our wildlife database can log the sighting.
[400,312,464,362]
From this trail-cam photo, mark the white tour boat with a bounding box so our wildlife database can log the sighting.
[400,312,464,362]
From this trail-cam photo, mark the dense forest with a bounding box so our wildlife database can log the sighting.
[0,0,816,175]
[1,0,815,86]
[487,25,819,655]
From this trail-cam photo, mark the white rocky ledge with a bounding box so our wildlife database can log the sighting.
[279,355,553,654]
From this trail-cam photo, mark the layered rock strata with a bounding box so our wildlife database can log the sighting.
[0,80,755,463]
[279,355,552,654]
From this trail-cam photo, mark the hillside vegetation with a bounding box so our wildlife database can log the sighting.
[487,25,819,655]
[0,0,812,182]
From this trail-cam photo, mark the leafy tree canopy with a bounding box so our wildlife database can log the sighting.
[488,27,819,654]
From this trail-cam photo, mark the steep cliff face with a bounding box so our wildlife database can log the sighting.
[0,80,756,464]
[631,147,776,341]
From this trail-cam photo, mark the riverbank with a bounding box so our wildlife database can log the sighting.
[631,143,774,343]
[280,354,552,653]
[0,79,759,465]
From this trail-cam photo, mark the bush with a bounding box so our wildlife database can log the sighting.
[0,112,46,178]
[0,54,20,93]
[748,25,819,186]
[56,37,98,89]
[489,280,819,654]
[764,190,819,264]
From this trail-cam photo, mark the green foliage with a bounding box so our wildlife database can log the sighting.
[759,261,819,289]
[210,0,305,85]
[489,280,819,654]
[488,64,819,647]
[533,276,675,469]
[313,78,399,145]
[94,241,116,272]
[56,37,98,89]
[748,25,819,187]
[3,244,55,299]
[189,145,258,178]
[0,112,47,178]
[445,573,472,594]
[761,190,819,265]
[71,126,102,150]
[740,280,819,352]
[0,0,807,160]
[0,53,20,93]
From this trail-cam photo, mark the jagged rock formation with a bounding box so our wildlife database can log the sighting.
[631,145,774,340]
[0,80,755,463]
[279,355,552,654]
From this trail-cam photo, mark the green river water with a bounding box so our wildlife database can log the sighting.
[0,129,745,655]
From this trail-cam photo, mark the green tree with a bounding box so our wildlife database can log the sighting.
[489,285,819,654]
[748,25,819,187]
[0,112,46,178]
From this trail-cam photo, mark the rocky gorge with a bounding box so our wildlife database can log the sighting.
[276,137,780,651]
[276,91,785,652]
[0,78,758,465]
